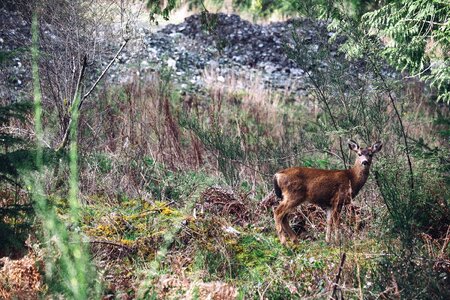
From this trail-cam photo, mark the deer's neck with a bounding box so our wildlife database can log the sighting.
[349,162,370,197]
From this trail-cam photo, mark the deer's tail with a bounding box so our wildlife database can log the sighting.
[273,174,283,199]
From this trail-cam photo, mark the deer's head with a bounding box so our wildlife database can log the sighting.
[348,140,382,168]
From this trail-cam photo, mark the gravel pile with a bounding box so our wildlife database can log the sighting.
[0,8,31,102]
[1,10,345,101]
[110,13,339,95]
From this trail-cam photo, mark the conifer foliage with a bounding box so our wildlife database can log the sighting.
[0,101,33,257]
[0,102,31,180]
[363,0,450,102]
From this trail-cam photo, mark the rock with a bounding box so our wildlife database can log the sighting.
[135,12,341,94]
[264,64,277,74]
[166,58,177,70]
[290,68,304,76]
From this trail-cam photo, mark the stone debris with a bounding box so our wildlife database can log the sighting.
[107,13,343,96]
[0,8,32,102]
[1,8,370,102]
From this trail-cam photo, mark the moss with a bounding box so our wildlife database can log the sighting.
[87,224,118,238]
[78,193,388,299]
[234,234,283,274]
[80,197,190,263]
[156,202,182,217]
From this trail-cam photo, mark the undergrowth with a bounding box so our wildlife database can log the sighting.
[1,2,449,299]
[76,192,383,299]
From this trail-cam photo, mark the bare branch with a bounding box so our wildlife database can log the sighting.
[331,253,346,300]
[81,39,129,104]
[89,239,134,252]
[57,39,129,151]
[369,59,414,190]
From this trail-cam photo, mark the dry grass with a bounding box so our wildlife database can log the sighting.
[78,74,203,198]
[0,252,43,299]
[77,68,308,197]
[154,274,238,300]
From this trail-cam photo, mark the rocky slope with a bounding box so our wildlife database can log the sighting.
[0,8,31,103]
[1,9,349,103]
[109,13,342,96]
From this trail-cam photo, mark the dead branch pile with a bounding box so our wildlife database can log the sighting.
[199,186,251,225]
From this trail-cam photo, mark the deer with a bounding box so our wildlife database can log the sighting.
[273,140,382,244]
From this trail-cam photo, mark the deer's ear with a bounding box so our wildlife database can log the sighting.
[348,140,360,152]
[371,141,382,153]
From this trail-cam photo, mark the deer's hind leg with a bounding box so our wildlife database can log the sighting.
[281,201,301,243]
[274,194,300,244]
[274,200,288,244]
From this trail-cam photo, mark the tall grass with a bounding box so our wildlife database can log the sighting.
[31,10,98,299]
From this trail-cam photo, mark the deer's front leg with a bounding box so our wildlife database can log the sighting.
[332,207,341,243]
[325,208,333,243]
[326,206,341,243]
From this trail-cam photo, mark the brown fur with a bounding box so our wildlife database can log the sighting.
[273,140,382,244]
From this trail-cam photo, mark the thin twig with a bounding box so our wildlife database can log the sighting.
[401,18,448,27]
[404,64,432,79]
[57,39,129,151]
[56,55,87,152]
[370,60,414,190]
[305,68,348,168]
[331,252,346,300]
[89,239,134,252]
[82,39,128,104]
[440,226,450,258]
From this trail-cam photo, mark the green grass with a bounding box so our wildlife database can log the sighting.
[74,187,385,299]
